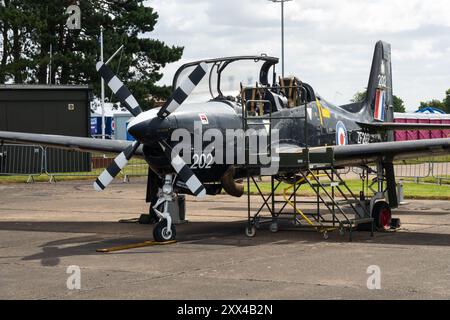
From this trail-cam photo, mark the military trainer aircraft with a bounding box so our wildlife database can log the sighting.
[1,41,450,242]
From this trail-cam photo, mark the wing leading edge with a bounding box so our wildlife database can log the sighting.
[0,131,143,156]
[278,138,450,168]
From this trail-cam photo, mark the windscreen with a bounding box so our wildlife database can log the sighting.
[174,64,212,104]
[219,60,268,98]
[173,58,272,104]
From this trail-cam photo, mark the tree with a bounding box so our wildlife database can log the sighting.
[351,90,366,103]
[419,100,445,111]
[419,89,450,114]
[351,90,406,113]
[0,0,183,109]
[393,95,406,113]
[443,89,450,114]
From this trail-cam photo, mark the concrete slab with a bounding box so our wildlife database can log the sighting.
[0,179,449,299]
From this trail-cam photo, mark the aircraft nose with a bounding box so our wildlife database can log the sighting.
[127,109,170,143]
[127,120,147,141]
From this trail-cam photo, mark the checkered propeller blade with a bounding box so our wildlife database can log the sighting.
[159,142,207,198]
[96,62,143,117]
[94,141,140,192]
[157,62,208,119]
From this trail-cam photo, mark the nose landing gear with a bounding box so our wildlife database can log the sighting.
[152,174,177,242]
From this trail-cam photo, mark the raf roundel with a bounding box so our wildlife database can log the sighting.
[336,121,348,146]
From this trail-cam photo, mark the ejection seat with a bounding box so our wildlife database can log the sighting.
[240,83,287,115]
[280,77,317,107]
[280,77,301,108]
[263,89,288,113]
[240,83,266,116]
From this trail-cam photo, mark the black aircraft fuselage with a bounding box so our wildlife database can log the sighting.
[128,41,393,192]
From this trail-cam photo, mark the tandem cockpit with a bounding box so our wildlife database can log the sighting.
[171,55,317,116]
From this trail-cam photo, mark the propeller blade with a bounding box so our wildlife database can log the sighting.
[94,141,140,191]
[159,143,207,198]
[96,62,143,117]
[158,62,208,119]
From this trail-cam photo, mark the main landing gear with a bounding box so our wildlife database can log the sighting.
[372,201,392,231]
[152,174,177,242]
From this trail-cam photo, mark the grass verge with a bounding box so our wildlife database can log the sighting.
[1,176,449,200]
[245,180,450,200]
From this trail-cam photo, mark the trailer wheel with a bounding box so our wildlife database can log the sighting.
[270,222,279,233]
[372,201,392,231]
[245,226,256,238]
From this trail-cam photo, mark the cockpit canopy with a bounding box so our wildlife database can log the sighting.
[172,55,316,113]
[172,55,278,101]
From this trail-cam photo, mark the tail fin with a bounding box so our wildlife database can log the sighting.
[364,41,393,123]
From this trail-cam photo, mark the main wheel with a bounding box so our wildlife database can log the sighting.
[153,220,177,242]
[372,201,392,231]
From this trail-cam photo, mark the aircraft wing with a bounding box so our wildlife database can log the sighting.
[278,138,450,168]
[0,131,144,156]
[332,138,450,166]
[2,131,449,168]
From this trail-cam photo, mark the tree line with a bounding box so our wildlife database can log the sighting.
[0,0,183,110]
[419,89,450,113]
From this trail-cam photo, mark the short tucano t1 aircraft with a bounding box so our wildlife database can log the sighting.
[1,41,450,241]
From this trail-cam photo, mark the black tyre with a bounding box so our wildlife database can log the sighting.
[153,220,177,242]
[245,225,256,238]
[372,201,392,231]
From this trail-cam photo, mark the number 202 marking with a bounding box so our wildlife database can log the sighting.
[378,75,387,87]
[191,154,214,169]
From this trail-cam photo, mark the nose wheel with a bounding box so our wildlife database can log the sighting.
[153,220,177,242]
[152,174,177,242]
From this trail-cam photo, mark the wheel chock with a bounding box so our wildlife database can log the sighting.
[96,240,177,253]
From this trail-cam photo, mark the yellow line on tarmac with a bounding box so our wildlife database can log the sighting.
[96,240,177,253]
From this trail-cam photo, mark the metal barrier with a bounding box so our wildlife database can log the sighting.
[0,144,448,184]
[346,158,449,184]
[121,159,148,181]
[44,148,148,181]
[0,144,45,182]
[431,160,450,184]
[44,147,93,181]
[394,161,433,181]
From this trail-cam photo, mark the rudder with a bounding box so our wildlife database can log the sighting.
[364,41,393,124]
